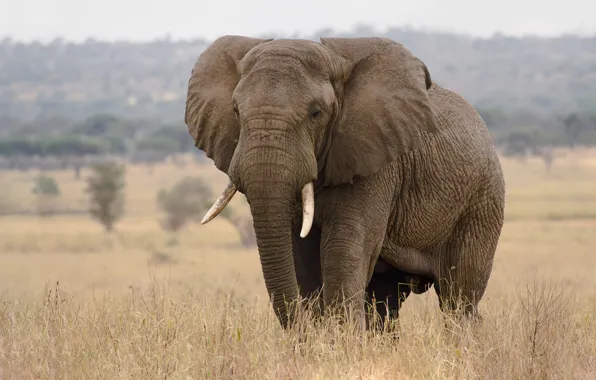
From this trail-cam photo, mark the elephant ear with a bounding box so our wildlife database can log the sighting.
[185,35,272,174]
[320,37,438,186]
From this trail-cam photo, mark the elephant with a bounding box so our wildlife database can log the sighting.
[184,35,506,331]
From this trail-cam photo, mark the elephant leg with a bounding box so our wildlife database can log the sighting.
[319,221,388,332]
[435,201,502,321]
[292,224,323,316]
[315,170,396,331]
[366,261,412,332]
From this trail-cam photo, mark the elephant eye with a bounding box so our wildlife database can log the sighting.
[308,101,323,121]
[233,101,239,115]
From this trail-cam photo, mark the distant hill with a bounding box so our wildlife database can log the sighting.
[1,26,595,124]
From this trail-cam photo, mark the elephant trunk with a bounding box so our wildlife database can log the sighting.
[201,120,317,328]
[245,176,299,328]
[200,166,302,328]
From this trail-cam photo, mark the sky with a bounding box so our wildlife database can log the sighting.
[1,0,594,43]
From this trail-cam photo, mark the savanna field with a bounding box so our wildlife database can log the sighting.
[1,150,596,379]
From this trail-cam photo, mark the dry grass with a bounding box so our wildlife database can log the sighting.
[1,150,596,379]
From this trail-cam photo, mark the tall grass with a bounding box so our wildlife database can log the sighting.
[0,152,596,378]
[1,274,594,379]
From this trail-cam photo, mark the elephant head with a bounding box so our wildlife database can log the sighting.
[185,36,438,327]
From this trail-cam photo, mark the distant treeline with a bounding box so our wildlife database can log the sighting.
[0,109,595,161]
[1,25,596,158]
[0,113,197,159]
[0,25,595,122]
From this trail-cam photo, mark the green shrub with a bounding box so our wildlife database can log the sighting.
[157,176,212,233]
[85,162,126,232]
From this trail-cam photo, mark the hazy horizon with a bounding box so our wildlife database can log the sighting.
[1,0,595,43]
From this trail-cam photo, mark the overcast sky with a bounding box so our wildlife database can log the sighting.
[1,0,594,42]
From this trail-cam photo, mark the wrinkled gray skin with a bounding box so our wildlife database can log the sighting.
[185,36,506,331]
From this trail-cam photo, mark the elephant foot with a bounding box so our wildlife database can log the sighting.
[433,280,485,336]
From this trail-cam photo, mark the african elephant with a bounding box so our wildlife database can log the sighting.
[185,35,506,331]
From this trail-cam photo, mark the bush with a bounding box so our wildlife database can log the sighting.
[32,174,60,216]
[85,162,126,232]
[156,176,212,233]
[32,174,60,196]
[157,176,257,248]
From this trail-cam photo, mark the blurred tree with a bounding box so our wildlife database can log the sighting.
[502,130,537,161]
[156,176,212,233]
[560,113,583,148]
[534,145,557,175]
[32,174,60,196]
[85,162,126,232]
[155,177,257,248]
[32,174,60,216]
[149,124,195,152]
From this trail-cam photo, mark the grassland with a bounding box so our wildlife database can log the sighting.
[1,149,596,379]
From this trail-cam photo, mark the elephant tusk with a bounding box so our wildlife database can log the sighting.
[300,182,315,238]
[201,180,237,225]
